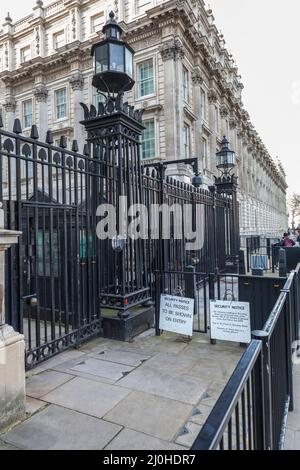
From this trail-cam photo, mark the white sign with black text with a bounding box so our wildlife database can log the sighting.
[159,294,194,336]
[210,300,251,344]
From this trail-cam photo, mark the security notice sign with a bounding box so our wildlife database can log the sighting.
[159,294,194,336]
[210,300,251,344]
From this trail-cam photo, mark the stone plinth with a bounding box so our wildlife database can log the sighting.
[0,227,25,432]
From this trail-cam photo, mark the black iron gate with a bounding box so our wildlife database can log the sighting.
[1,122,102,369]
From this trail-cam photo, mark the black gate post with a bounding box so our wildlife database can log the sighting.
[215,174,240,273]
[209,272,217,345]
[252,330,273,450]
[185,265,197,316]
[208,185,218,276]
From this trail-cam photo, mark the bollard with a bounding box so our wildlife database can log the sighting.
[279,248,287,277]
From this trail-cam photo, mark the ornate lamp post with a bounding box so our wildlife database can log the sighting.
[214,136,240,273]
[91,11,135,98]
[216,136,236,176]
[80,13,152,336]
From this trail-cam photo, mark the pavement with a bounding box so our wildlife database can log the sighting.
[284,362,300,450]
[0,329,243,450]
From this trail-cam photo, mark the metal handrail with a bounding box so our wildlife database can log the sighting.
[191,340,262,450]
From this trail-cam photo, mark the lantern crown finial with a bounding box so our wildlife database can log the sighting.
[91,12,135,96]
[102,10,123,39]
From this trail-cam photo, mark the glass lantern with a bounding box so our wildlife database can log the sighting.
[91,11,135,95]
[216,136,236,173]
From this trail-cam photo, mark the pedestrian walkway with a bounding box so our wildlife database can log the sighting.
[0,330,242,450]
[284,362,300,450]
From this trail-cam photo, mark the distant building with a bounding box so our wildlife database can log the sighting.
[0,0,288,244]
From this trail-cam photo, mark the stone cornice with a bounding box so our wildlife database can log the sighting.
[34,84,48,102]
[159,38,185,61]
[3,96,16,112]
[69,71,84,91]
[191,68,203,85]
[208,88,218,104]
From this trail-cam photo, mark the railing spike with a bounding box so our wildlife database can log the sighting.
[13,118,22,134]
[59,135,67,149]
[83,143,90,156]
[30,125,39,140]
[46,130,54,144]
[72,140,79,152]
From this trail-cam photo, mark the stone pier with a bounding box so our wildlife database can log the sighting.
[0,214,25,432]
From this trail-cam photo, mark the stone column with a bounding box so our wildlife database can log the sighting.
[69,72,85,152]
[3,97,16,132]
[192,68,204,168]
[0,206,24,432]
[208,88,218,173]
[159,38,184,161]
[34,84,48,141]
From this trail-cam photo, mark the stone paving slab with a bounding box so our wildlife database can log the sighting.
[2,405,121,450]
[91,349,152,367]
[104,390,192,441]
[2,331,243,450]
[141,352,198,374]
[118,365,206,405]
[105,429,188,451]
[27,350,86,376]
[188,403,214,426]
[70,357,135,381]
[42,376,131,418]
[26,370,75,398]
[175,421,202,448]
[0,440,21,450]
[25,397,47,415]
[284,363,300,450]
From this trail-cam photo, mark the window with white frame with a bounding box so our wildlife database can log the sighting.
[137,59,154,98]
[135,0,152,15]
[91,12,104,33]
[21,46,31,63]
[141,119,155,159]
[201,89,206,120]
[23,99,33,129]
[183,125,190,159]
[55,88,67,120]
[53,30,65,49]
[183,66,189,102]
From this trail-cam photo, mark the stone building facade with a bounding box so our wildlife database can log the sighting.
[0,0,288,244]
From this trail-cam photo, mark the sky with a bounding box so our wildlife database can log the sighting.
[1,0,299,197]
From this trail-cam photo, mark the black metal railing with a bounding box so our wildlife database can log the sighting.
[191,264,300,450]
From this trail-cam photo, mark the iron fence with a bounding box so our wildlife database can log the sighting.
[0,115,240,368]
[1,123,102,368]
[191,264,300,450]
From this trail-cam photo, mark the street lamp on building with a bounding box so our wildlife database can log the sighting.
[216,135,236,176]
[91,11,135,98]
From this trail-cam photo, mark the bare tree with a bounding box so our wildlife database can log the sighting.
[289,193,300,229]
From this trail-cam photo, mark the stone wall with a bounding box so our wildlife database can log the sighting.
[0,0,288,238]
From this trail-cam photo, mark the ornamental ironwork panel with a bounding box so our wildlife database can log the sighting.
[0,120,102,369]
